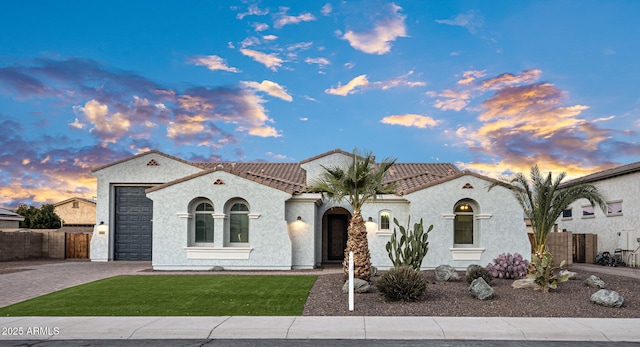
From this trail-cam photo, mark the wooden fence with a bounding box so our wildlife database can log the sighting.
[528,232,573,268]
[65,233,92,258]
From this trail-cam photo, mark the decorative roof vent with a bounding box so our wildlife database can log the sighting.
[462,183,474,189]
[213,179,225,185]
[147,159,159,166]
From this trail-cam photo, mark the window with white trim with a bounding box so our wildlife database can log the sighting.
[454,200,477,247]
[379,210,391,231]
[607,201,622,217]
[192,200,214,246]
[228,200,249,246]
[562,208,572,219]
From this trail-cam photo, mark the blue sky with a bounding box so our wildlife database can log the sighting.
[1,0,639,208]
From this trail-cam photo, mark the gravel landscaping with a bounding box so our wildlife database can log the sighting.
[302,269,640,318]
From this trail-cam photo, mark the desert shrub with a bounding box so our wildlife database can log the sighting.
[377,266,426,302]
[486,253,528,279]
[465,264,493,284]
[385,217,432,270]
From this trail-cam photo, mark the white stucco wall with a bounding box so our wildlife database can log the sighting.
[146,170,294,270]
[397,174,530,270]
[90,152,203,261]
[286,194,321,269]
[557,172,640,253]
[300,152,351,185]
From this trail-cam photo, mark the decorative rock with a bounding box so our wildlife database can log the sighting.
[342,278,370,293]
[591,289,624,308]
[512,278,541,291]
[584,275,606,289]
[435,264,459,282]
[469,277,493,300]
[559,269,577,280]
[210,266,224,271]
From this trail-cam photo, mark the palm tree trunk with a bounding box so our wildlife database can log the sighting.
[342,211,371,281]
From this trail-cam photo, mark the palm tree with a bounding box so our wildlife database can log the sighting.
[489,164,607,259]
[309,150,397,281]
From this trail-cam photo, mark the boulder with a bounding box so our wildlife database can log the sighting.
[591,289,624,308]
[559,269,578,280]
[512,278,541,291]
[469,277,493,300]
[210,266,224,271]
[435,264,459,282]
[342,278,370,293]
[584,275,606,289]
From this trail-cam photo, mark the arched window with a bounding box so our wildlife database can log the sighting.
[229,200,249,245]
[454,201,475,246]
[192,201,214,245]
[379,210,391,231]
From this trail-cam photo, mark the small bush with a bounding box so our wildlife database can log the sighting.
[486,253,528,279]
[465,264,493,284]
[377,266,427,302]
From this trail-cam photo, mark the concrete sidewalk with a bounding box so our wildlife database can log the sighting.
[0,316,639,341]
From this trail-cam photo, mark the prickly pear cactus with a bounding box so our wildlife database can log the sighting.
[385,217,432,270]
[486,253,529,279]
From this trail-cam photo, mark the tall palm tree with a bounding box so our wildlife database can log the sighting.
[309,150,397,281]
[489,165,607,259]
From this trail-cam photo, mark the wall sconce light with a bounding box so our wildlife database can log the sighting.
[368,217,373,222]
[297,216,302,221]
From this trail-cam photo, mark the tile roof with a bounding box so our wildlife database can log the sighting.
[108,149,469,195]
[383,163,460,195]
[560,161,640,187]
[0,208,24,220]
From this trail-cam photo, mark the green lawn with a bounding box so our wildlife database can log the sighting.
[0,275,317,316]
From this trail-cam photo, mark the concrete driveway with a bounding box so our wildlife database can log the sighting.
[0,260,151,307]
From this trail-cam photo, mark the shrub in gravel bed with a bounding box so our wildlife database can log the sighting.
[377,266,426,302]
[486,252,528,279]
[466,264,493,284]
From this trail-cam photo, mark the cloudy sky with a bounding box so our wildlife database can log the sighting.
[1,1,639,208]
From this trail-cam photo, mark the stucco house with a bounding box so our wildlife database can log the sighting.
[54,197,96,227]
[557,161,640,261]
[90,149,530,270]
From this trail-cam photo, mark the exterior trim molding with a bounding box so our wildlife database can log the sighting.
[184,247,253,260]
[176,213,192,219]
[450,247,485,261]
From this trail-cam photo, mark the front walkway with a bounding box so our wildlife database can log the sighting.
[0,316,638,341]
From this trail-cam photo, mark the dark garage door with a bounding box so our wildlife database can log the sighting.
[114,186,153,260]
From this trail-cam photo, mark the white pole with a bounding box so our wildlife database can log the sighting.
[349,251,354,311]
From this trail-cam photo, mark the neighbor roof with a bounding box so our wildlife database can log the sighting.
[560,161,640,187]
[0,208,24,221]
[54,197,97,207]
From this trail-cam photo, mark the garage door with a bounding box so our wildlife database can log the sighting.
[114,186,153,260]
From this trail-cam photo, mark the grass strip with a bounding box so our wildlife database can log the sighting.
[0,275,317,316]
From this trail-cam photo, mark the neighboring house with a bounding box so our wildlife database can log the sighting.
[54,197,96,227]
[90,149,530,270]
[557,161,640,256]
[0,208,25,230]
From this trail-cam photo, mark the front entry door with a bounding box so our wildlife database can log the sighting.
[327,214,348,260]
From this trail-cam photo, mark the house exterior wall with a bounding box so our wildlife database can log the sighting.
[557,172,640,254]
[90,152,203,261]
[285,194,321,269]
[401,175,530,270]
[300,152,351,185]
[55,200,96,225]
[146,171,294,270]
[361,196,411,269]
